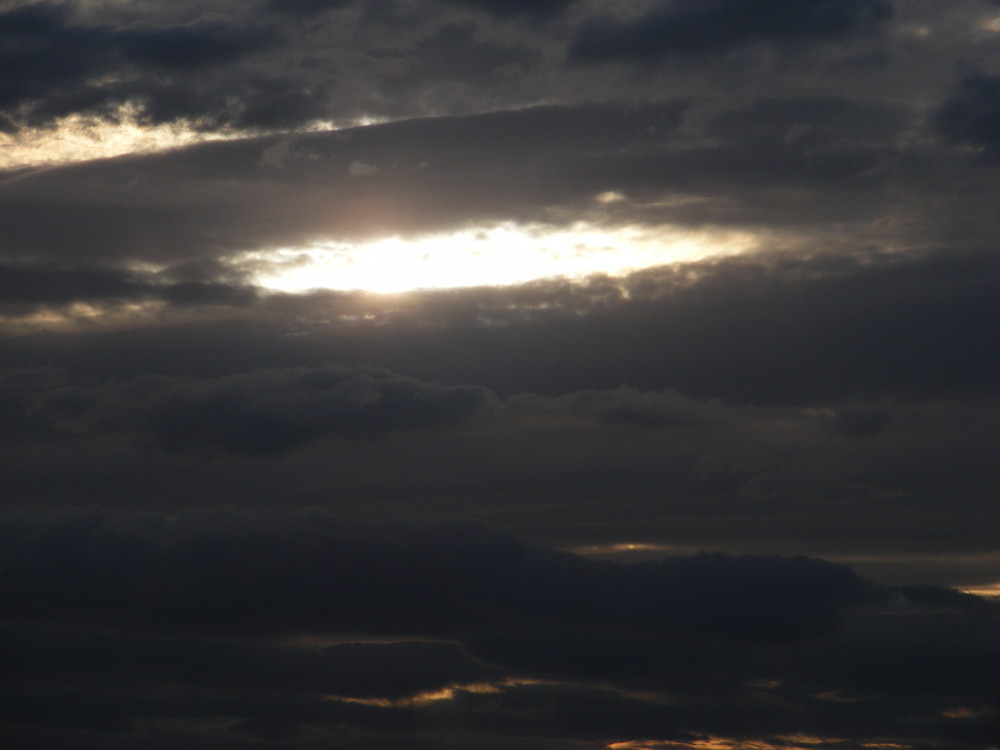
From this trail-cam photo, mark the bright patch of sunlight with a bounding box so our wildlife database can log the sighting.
[248,222,757,294]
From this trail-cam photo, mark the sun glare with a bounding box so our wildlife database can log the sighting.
[248,222,756,294]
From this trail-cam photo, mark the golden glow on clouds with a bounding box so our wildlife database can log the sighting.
[324,678,543,708]
[607,736,899,750]
[959,581,1000,598]
[0,102,379,170]
[249,222,755,293]
[0,301,167,334]
[324,676,679,712]
[565,542,694,559]
[0,105,238,170]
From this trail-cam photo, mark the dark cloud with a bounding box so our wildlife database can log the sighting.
[1,624,497,700]
[507,387,725,429]
[114,22,278,72]
[1,2,999,747]
[443,0,577,20]
[265,0,577,21]
[0,2,287,128]
[0,265,140,307]
[263,0,353,18]
[0,3,110,112]
[2,248,998,411]
[832,405,891,438]
[0,509,881,637]
[936,71,1000,155]
[2,247,997,410]
[223,251,997,406]
[27,365,495,455]
[0,249,994,586]
[1,509,996,749]
[706,95,906,148]
[568,0,893,63]
[0,264,258,313]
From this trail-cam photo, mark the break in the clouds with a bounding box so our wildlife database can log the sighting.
[3,0,1000,748]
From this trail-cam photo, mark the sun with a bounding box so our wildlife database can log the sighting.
[246,222,756,294]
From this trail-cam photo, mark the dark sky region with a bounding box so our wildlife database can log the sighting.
[1,1,999,748]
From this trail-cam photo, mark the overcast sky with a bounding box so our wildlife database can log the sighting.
[2,1,999,748]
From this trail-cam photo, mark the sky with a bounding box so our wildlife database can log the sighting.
[1,0,999,748]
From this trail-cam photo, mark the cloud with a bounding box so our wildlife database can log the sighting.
[228,250,999,406]
[506,387,727,429]
[263,0,353,17]
[443,0,577,20]
[568,0,893,64]
[265,0,578,21]
[3,248,999,438]
[0,264,258,314]
[0,2,299,130]
[29,365,496,455]
[0,3,109,114]
[2,624,497,701]
[114,22,278,72]
[1,2,999,748]
[832,405,891,438]
[1,509,996,749]
[0,97,909,267]
[348,160,378,177]
[0,508,881,638]
[935,71,1000,156]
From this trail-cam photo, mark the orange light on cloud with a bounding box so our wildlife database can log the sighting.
[324,678,545,708]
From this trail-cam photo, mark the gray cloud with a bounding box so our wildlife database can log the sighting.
[568,0,893,63]
[0,97,911,266]
[263,0,351,16]
[936,71,1000,156]
[2,2,999,747]
[0,509,882,638]
[0,264,258,314]
[1,509,995,749]
[28,365,495,455]
[0,2,285,128]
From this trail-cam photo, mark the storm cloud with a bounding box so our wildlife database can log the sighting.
[1,509,996,749]
[568,0,893,62]
[2,0,999,747]
[28,364,495,455]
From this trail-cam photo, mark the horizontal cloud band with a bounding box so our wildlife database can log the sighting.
[2,508,881,640]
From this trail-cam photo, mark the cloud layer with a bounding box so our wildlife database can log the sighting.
[3,0,1000,747]
[2,509,996,749]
